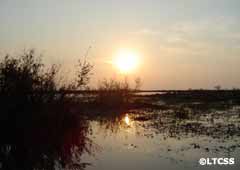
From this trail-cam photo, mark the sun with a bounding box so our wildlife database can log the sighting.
[114,49,139,74]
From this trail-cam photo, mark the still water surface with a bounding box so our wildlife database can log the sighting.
[82,105,240,170]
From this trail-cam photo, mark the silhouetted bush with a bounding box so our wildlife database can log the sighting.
[0,50,94,170]
[94,78,142,108]
[0,50,61,108]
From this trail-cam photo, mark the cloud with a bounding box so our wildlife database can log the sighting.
[135,16,240,49]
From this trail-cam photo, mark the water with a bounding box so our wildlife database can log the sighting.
[1,100,240,170]
[82,104,240,170]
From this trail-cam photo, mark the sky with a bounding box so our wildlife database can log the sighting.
[0,0,240,89]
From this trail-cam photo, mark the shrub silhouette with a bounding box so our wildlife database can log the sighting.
[0,50,61,107]
[75,58,93,90]
[96,78,131,107]
[0,50,94,170]
[95,78,142,108]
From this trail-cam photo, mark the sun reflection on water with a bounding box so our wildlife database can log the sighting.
[123,114,132,127]
[125,115,130,125]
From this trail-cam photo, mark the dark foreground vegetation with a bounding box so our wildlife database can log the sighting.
[0,50,94,170]
[0,50,240,170]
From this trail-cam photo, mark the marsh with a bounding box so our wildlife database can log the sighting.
[1,1,240,169]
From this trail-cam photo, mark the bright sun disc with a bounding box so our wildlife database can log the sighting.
[114,49,139,73]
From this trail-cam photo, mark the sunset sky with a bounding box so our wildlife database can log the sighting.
[1,0,240,89]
